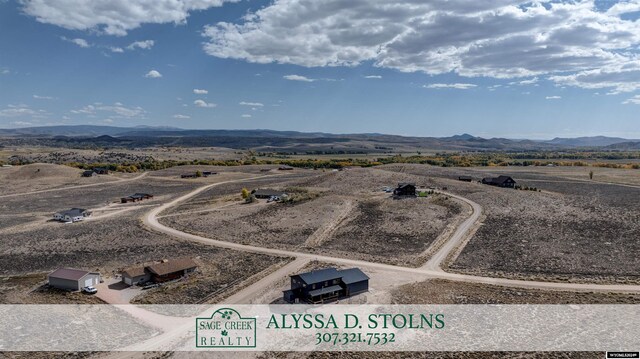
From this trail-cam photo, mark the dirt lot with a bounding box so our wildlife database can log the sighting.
[378,164,640,283]
[160,168,464,266]
[392,279,640,304]
[0,163,126,195]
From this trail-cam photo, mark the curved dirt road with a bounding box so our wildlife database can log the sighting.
[143,175,640,294]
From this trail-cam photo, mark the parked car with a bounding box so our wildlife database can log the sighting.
[82,286,97,294]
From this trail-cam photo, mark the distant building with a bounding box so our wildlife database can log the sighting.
[458,176,473,182]
[181,173,198,179]
[251,188,287,199]
[202,171,216,176]
[278,165,294,171]
[82,170,97,177]
[121,193,154,203]
[53,208,91,222]
[481,175,516,188]
[48,268,101,291]
[283,267,369,304]
[93,167,110,175]
[121,258,198,285]
[393,183,416,196]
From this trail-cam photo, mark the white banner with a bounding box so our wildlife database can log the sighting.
[0,304,638,352]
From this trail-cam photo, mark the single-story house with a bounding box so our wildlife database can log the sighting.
[393,183,416,196]
[251,188,288,199]
[278,165,294,171]
[283,267,369,304]
[202,171,216,176]
[121,193,154,203]
[93,167,109,175]
[82,170,97,177]
[181,173,198,178]
[53,208,91,222]
[481,175,517,188]
[121,258,198,285]
[48,268,101,291]
[458,176,473,182]
[121,266,151,286]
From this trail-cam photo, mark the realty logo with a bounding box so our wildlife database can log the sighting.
[196,307,257,348]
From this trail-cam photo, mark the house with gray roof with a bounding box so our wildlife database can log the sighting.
[53,208,91,223]
[283,267,369,304]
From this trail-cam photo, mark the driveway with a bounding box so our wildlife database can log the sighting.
[96,277,143,304]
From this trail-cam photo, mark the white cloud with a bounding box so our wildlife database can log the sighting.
[22,0,239,36]
[173,114,191,119]
[202,0,640,92]
[0,105,38,117]
[424,83,477,90]
[283,74,314,82]
[127,40,154,50]
[545,96,562,100]
[239,101,263,107]
[1,68,10,75]
[103,118,114,123]
[62,37,90,48]
[193,89,208,94]
[516,77,538,85]
[110,47,124,53]
[364,75,382,79]
[70,102,145,118]
[194,99,216,108]
[10,121,33,126]
[622,95,640,105]
[33,94,54,100]
[241,114,252,118]
[145,70,162,78]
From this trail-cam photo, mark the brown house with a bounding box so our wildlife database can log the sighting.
[121,258,198,285]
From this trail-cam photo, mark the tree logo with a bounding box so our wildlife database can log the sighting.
[196,307,257,348]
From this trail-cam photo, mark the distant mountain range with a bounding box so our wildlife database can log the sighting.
[0,125,638,152]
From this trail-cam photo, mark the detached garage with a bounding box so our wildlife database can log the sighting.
[48,268,101,291]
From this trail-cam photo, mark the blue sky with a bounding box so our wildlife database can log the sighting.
[1,0,640,139]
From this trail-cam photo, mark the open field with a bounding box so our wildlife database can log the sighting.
[378,164,640,283]
[392,279,640,304]
[159,168,465,266]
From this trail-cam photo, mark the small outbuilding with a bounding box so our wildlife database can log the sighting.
[251,188,287,199]
[82,170,97,177]
[393,183,416,196]
[283,267,369,304]
[48,268,101,291]
[278,165,294,171]
[121,193,154,203]
[53,208,91,222]
[458,176,473,182]
[181,173,197,178]
[481,175,516,188]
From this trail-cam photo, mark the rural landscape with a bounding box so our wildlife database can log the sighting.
[1,126,640,358]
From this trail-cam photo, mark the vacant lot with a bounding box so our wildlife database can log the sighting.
[378,164,640,283]
[392,279,640,304]
[0,163,124,195]
[161,168,464,266]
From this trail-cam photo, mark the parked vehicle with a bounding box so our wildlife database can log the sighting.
[82,286,97,294]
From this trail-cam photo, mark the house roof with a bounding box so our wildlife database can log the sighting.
[294,268,341,284]
[308,284,343,297]
[397,183,416,188]
[146,258,198,276]
[49,268,90,281]
[458,176,472,180]
[57,208,87,217]
[339,268,369,284]
[122,266,147,278]
[483,175,515,185]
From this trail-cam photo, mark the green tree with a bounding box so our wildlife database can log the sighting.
[195,170,202,177]
[241,188,250,199]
